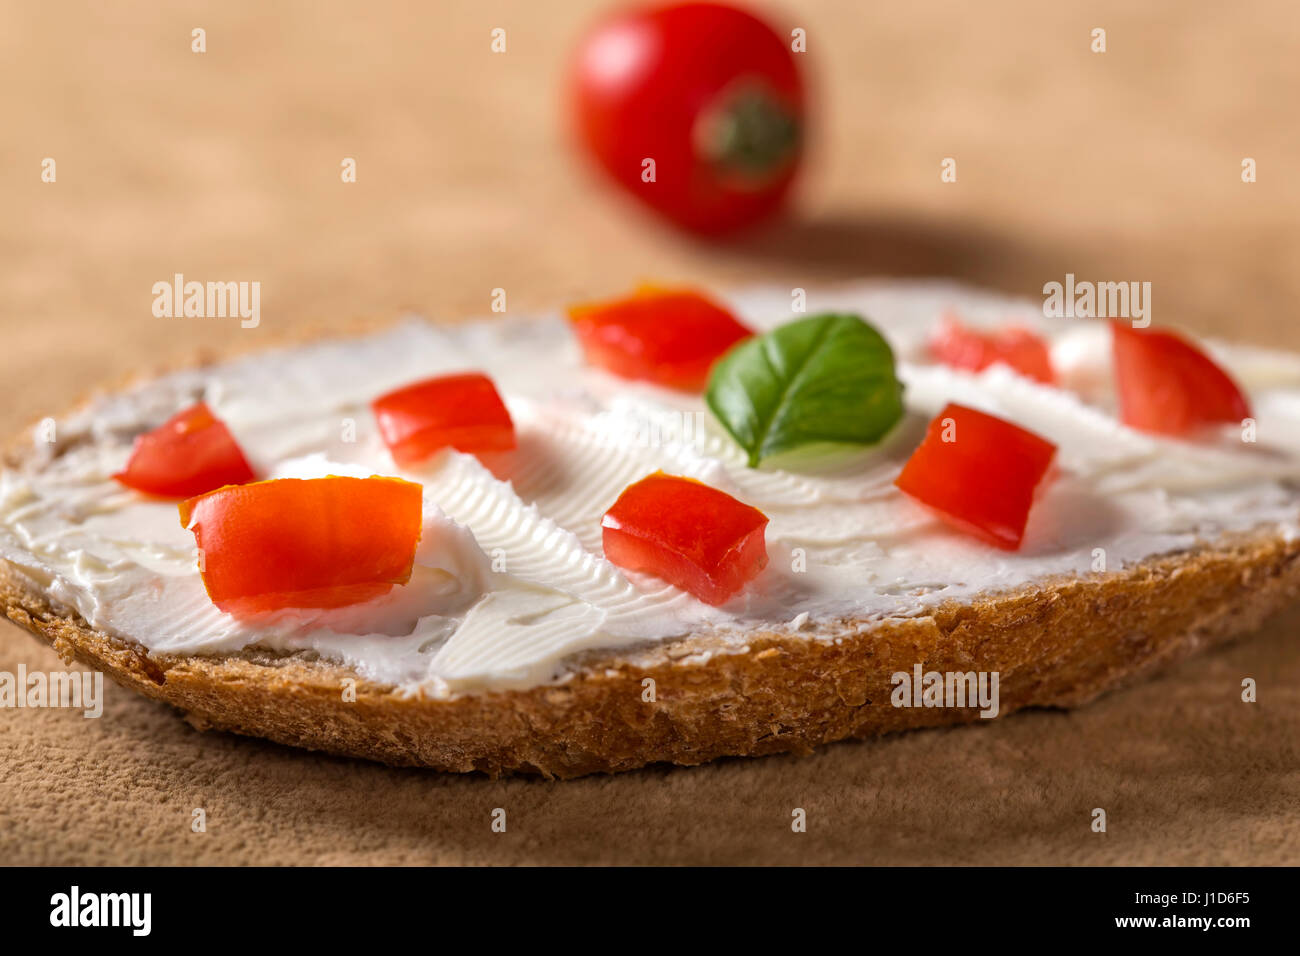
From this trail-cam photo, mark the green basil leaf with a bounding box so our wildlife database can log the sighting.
[705,313,905,467]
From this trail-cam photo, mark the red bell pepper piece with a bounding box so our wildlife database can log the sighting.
[372,372,515,466]
[114,402,255,498]
[894,403,1056,550]
[568,287,753,390]
[1111,322,1251,436]
[601,471,769,605]
[928,314,1056,385]
[179,476,423,615]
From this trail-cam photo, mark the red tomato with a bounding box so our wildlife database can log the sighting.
[928,314,1056,384]
[114,402,255,498]
[179,476,423,615]
[372,372,516,466]
[894,403,1056,551]
[571,2,805,235]
[1111,322,1251,436]
[568,287,752,390]
[602,471,768,605]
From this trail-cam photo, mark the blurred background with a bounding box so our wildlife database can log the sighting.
[2,0,1299,864]
[3,0,1299,430]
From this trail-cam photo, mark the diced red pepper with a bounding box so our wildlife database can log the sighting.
[114,401,255,498]
[894,403,1056,550]
[1111,322,1251,436]
[602,471,768,605]
[372,372,515,467]
[179,476,423,615]
[928,314,1056,385]
[568,287,753,390]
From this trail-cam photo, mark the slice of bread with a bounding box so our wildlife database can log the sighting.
[3,295,1299,778]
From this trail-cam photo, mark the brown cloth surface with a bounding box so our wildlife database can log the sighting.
[2,0,1298,865]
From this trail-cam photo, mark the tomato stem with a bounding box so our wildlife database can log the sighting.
[694,82,801,186]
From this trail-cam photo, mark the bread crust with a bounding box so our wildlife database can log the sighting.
[4,532,1299,777]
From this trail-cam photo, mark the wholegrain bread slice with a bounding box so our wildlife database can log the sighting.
[3,310,1299,778]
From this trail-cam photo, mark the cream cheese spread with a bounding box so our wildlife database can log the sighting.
[3,281,1299,695]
